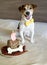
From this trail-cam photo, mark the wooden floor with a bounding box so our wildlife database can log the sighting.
[0,0,47,22]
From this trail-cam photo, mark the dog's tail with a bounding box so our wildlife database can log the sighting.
[17,23,20,29]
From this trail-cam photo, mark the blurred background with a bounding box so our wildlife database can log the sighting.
[0,0,47,22]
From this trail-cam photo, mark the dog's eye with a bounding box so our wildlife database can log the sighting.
[23,8,26,10]
[30,7,32,9]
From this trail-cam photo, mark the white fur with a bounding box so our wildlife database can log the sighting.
[19,9,34,44]
[20,20,34,44]
[7,45,23,54]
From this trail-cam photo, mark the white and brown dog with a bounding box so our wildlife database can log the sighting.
[17,4,37,44]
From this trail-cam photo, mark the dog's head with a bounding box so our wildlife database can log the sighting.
[18,4,37,20]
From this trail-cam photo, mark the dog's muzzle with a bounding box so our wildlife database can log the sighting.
[26,11,30,16]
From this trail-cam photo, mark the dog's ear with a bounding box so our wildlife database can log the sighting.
[18,6,22,12]
[31,4,37,9]
[18,5,25,12]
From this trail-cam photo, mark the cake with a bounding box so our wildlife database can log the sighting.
[7,39,20,49]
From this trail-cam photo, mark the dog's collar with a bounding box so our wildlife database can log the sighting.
[24,18,34,26]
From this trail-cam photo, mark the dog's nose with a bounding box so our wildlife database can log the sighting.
[26,11,30,15]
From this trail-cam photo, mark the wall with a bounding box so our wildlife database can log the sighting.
[0,0,47,22]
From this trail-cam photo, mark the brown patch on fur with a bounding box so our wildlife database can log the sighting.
[18,5,26,13]
[18,4,37,12]
[31,4,37,9]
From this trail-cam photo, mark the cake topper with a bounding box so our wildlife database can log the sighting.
[11,30,16,41]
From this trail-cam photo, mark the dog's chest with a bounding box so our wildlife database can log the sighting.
[24,26,30,31]
[23,22,34,36]
[24,22,34,31]
[23,25,31,36]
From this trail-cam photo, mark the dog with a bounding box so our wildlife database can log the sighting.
[17,4,37,44]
